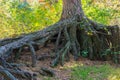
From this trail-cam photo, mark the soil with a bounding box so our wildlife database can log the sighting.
[12,43,118,80]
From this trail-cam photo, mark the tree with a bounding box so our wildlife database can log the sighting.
[0,0,120,79]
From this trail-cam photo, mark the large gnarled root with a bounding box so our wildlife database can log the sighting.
[51,26,80,67]
[0,16,119,79]
[0,57,33,80]
[0,18,77,79]
[51,17,120,67]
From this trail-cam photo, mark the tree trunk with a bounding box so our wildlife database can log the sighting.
[0,0,120,79]
[61,0,84,19]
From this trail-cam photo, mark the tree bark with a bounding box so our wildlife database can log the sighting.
[61,0,84,19]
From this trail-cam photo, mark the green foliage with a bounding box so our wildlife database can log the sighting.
[0,0,62,38]
[0,0,119,38]
[81,50,88,57]
[71,65,120,80]
[102,49,120,64]
[82,0,120,25]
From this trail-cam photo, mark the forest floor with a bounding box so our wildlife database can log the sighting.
[14,43,120,80]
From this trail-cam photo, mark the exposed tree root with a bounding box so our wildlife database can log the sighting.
[0,57,33,80]
[0,17,76,57]
[0,66,17,80]
[0,17,77,79]
[39,67,55,77]
[0,16,119,79]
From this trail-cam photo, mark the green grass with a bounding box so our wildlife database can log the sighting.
[37,64,120,80]
[70,65,120,80]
